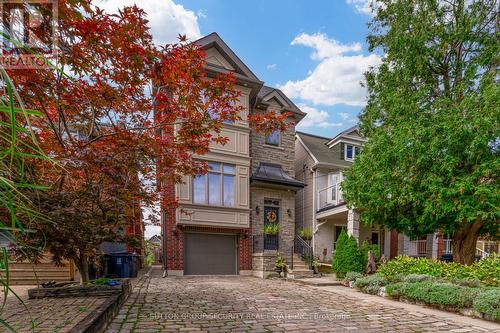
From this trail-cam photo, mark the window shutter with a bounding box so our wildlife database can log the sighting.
[340,143,345,160]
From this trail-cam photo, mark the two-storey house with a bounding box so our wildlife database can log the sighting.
[295,127,443,263]
[161,33,306,277]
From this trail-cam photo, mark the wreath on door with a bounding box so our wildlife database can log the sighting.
[266,211,277,223]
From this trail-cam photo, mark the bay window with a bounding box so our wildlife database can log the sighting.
[193,162,235,206]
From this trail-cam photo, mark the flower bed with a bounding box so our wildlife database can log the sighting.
[342,255,500,322]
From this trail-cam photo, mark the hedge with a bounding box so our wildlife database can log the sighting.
[387,281,480,309]
[344,271,363,282]
[378,254,500,286]
[473,289,500,320]
[353,274,389,295]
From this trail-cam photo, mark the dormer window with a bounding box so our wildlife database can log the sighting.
[345,144,360,161]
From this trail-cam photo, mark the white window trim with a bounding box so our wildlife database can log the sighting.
[344,144,359,161]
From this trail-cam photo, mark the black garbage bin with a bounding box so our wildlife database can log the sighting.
[105,253,139,278]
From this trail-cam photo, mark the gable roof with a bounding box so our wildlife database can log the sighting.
[296,131,338,165]
[326,125,365,146]
[257,86,306,118]
[149,235,161,243]
[195,32,260,81]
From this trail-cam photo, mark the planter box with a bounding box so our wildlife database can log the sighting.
[28,279,131,299]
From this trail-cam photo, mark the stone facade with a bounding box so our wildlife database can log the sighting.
[250,99,304,273]
[250,100,296,177]
[250,188,296,266]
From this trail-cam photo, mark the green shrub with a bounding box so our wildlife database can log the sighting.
[402,274,436,283]
[385,282,406,298]
[399,281,480,309]
[344,271,363,282]
[332,230,365,279]
[473,289,500,320]
[378,254,500,286]
[354,274,388,289]
[451,278,482,288]
[360,240,380,263]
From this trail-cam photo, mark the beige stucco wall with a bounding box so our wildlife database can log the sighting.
[175,84,252,228]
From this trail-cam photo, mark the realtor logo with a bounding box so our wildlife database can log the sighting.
[0,0,58,69]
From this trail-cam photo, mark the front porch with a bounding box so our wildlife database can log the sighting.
[314,208,392,263]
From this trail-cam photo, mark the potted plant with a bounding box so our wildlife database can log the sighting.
[298,227,313,245]
[264,223,279,250]
[275,253,287,277]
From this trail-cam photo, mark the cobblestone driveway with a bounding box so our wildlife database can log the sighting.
[107,267,498,333]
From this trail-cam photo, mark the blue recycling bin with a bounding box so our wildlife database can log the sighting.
[105,253,139,278]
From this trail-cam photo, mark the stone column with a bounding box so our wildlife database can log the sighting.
[399,234,409,256]
[347,209,360,243]
[427,233,438,258]
[383,229,391,257]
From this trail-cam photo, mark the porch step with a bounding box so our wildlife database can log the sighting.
[290,253,315,279]
[289,269,315,279]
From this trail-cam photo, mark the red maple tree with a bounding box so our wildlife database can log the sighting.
[6,0,289,282]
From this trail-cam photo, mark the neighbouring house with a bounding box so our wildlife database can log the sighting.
[161,33,310,277]
[295,128,499,264]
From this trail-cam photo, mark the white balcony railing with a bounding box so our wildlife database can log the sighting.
[443,239,452,255]
[317,185,343,211]
[443,239,498,259]
[408,240,427,257]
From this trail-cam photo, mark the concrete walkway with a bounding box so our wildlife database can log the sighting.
[106,266,499,332]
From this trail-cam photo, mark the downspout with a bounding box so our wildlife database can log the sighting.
[312,169,316,255]
[162,211,168,277]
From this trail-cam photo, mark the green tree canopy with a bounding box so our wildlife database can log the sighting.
[342,0,499,264]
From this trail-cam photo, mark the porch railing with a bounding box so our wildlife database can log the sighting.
[317,185,343,211]
[443,239,452,255]
[408,240,427,257]
[443,239,496,259]
[293,235,313,269]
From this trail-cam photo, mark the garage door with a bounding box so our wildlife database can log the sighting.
[184,233,237,275]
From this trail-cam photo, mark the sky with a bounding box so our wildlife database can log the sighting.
[95,0,378,237]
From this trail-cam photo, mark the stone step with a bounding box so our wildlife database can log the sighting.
[288,270,315,279]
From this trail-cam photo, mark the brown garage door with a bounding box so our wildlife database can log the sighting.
[184,233,237,275]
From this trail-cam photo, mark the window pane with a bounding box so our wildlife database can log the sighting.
[346,145,353,159]
[193,175,206,204]
[331,184,337,201]
[223,175,235,206]
[208,162,221,172]
[354,146,360,156]
[223,164,235,174]
[265,130,280,146]
[208,173,221,205]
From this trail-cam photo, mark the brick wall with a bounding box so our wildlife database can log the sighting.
[162,183,252,272]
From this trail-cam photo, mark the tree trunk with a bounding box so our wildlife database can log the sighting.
[452,219,483,265]
[75,255,90,285]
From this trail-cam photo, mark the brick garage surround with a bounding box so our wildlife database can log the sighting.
[162,197,252,274]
